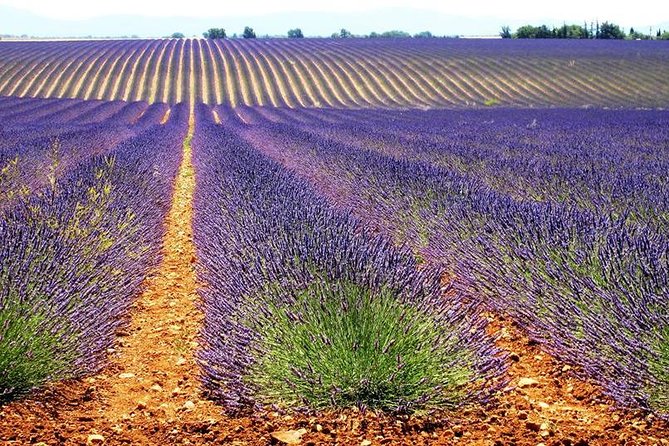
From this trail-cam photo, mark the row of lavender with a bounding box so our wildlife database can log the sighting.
[0,98,186,398]
[226,106,669,416]
[191,104,506,413]
[0,96,169,208]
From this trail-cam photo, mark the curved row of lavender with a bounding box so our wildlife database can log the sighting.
[0,99,187,398]
[1,38,668,108]
[227,106,669,416]
[192,104,506,414]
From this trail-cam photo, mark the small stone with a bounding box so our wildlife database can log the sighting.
[537,402,550,409]
[562,365,572,372]
[87,434,105,444]
[151,384,163,392]
[176,357,187,366]
[270,428,308,444]
[315,424,323,432]
[137,401,147,410]
[540,430,550,438]
[183,400,195,410]
[518,378,540,388]
[361,440,372,446]
[118,373,135,379]
[631,421,646,432]
[526,421,541,432]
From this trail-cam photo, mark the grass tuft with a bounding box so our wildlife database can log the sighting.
[0,299,74,399]
[648,329,669,414]
[243,279,473,413]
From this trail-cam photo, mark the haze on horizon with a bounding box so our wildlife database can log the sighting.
[0,0,668,37]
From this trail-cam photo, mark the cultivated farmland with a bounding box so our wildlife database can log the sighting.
[1,39,668,107]
[0,38,668,445]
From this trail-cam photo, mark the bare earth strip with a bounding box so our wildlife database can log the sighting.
[94,110,220,430]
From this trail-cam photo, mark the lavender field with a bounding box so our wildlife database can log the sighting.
[1,37,669,444]
[1,39,668,107]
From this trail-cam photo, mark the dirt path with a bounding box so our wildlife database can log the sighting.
[89,107,224,434]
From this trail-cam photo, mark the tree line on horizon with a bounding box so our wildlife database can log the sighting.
[500,22,669,40]
[7,23,666,40]
[175,27,439,40]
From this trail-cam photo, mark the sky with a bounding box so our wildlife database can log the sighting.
[1,0,668,37]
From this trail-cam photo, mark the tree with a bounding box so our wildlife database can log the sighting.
[500,26,512,39]
[203,28,226,39]
[287,28,304,38]
[414,31,434,38]
[242,26,256,39]
[339,28,353,38]
[171,32,185,39]
[515,25,538,38]
[535,25,553,38]
[371,30,411,38]
[565,24,586,39]
[557,24,568,39]
[599,21,625,39]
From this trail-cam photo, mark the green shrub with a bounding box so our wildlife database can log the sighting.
[648,329,669,414]
[0,298,74,399]
[243,279,473,412]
